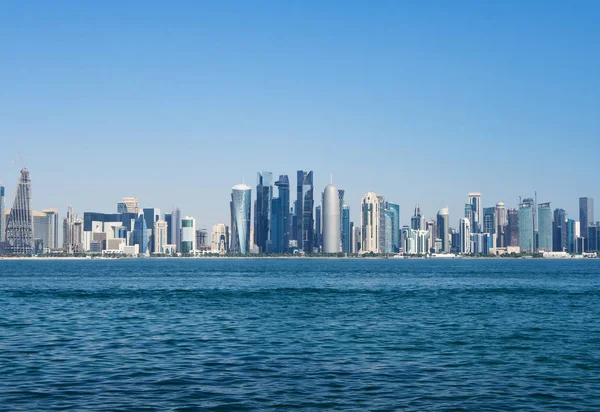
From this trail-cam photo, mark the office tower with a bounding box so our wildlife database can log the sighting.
[254,171,273,253]
[436,208,450,253]
[296,171,314,253]
[377,196,387,254]
[338,190,345,245]
[0,184,5,243]
[384,209,394,254]
[211,224,229,254]
[386,203,400,253]
[552,209,567,252]
[519,199,535,253]
[361,192,381,253]
[269,175,290,254]
[5,168,33,255]
[63,205,82,254]
[154,220,168,254]
[33,209,57,253]
[411,203,425,230]
[468,193,482,233]
[117,197,139,214]
[537,203,552,252]
[181,217,196,253]
[483,207,495,234]
[196,228,209,250]
[342,205,351,254]
[495,201,507,247]
[133,214,148,254]
[322,184,341,254]
[315,205,322,251]
[459,217,471,254]
[506,208,519,247]
[164,213,172,244]
[230,184,252,254]
[588,225,599,252]
[143,208,160,253]
[566,219,576,253]
[579,197,594,251]
[171,207,182,252]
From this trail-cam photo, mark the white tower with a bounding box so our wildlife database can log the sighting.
[322,184,341,254]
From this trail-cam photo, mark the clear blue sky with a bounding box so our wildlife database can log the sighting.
[1,1,598,228]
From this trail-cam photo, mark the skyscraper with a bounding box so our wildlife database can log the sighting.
[230,184,252,254]
[506,208,519,247]
[436,208,450,253]
[566,219,576,253]
[171,207,182,252]
[315,205,322,251]
[361,192,381,253]
[459,217,471,254]
[552,209,567,252]
[296,171,314,253]
[63,205,83,254]
[341,205,351,254]
[154,220,168,254]
[483,207,495,235]
[181,217,196,254]
[495,201,507,247]
[322,184,341,254]
[164,213,172,244]
[133,214,148,254]
[117,197,139,214]
[579,197,594,251]
[143,208,160,253]
[411,204,425,230]
[468,193,482,233]
[5,168,33,255]
[0,184,6,243]
[211,224,229,254]
[537,203,552,252]
[254,171,273,253]
[387,203,400,253]
[270,175,290,254]
[519,200,535,254]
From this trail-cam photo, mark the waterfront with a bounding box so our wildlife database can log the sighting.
[1,259,599,410]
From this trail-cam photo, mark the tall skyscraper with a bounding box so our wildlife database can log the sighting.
[117,197,139,214]
[315,205,322,251]
[361,192,381,253]
[377,196,387,254]
[254,171,273,253]
[459,217,471,254]
[211,224,229,254]
[154,220,168,254]
[552,209,567,252]
[171,207,182,252]
[436,208,450,253]
[133,214,148,254]
[181,217,196,253]
[537,202,552,252]
[506,208,519,247]
[483,207,495,234]
[411,204,425,230]
[519,199,535,253]
[468,193,482,233]
[196,228,209,250]
[5,168,33,255]
[0,184,6,243]
[63,205,83,254]
[384,208,394,254]
[387,203,400,253]
[579,197,594,251]
[566,219,577,253]
[495,201,507,247]
[296,171,314,253]
[338,189,345,246]
[270,175,290,254]
[143,208,160,253]
[322,184,341,254]
[164,213,172,244]
[230,184,252,254]
[341,205,351,254]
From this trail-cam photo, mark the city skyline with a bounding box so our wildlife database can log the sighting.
[1,2,598,228]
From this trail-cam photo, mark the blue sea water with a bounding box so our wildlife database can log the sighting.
[1,258,600,410]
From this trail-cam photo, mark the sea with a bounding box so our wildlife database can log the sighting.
[1,258,599,410]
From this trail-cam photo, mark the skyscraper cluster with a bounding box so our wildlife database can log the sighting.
[0,166,597,257]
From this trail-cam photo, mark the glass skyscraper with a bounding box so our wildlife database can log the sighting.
[537,202,552,252]
[553,209,567,252]
[271,175,290,254]
[579,197,594,251]
[387,203,400,253]
[341,205,351,254]
[519,200,534,253]
[483,207,495,234]
[436,208,450,253]
[133,214,148,254]
[296,171,314,253]
[230,184,252,254]
[5,168,33,255]
[254,172,273,253]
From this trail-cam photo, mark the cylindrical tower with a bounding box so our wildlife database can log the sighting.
[322,184,341,254]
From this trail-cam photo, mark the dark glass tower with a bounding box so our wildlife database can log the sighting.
[133,214,148,254]
[506,208,520,247]
[296,170,314,253]
[270,175,290,254]
[579,197,594,251]
[254,172,273,253]
[552,209,566,252]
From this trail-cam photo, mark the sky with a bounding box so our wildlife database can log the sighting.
[1,1,599,228]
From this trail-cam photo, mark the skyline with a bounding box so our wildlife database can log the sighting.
[1,1,599,225]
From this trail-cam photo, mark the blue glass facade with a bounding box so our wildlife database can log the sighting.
[552,209,566,252]
[387,203,400,253]
[83,212,138,232]
[165,213,172,244]
[296,170,314,253]
[537,203,552,252]
[270,175,290,254]
[230,184,252,254]
[566,219,576,253]
[341,205,350,253]
[519,202,534,253]
[133,214,148,253]
[254,172,273,253]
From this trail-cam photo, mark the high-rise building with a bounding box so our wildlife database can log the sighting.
[271,176,290,254]
[483,207,495,235]
[459,217,471,254]
[437,208,450,253]
[552,209,567,252]
[338,189,345,247]
[506,208,519,247]
[296,171,314,253]
[322,184,341,254]
[315,205,322,252]
[566,219,577,253]
[211,224,229,254]
[377,196,387,254]
[230,184,252,254]
[133,214,148,254]
[387,203,400,253]
[341,205,351,254]
[196,228,209,250]
[537,203,552,252]
[361,192,381,253]
[495,201,507,247]
[468,193,482,233]
[254,172,273,253]
[117,197,139,214]
[153,220,168,254]
[426,220,437,253]
[384,209,394,254]
[63,205,83,254]
[143,208,160,253]
[33,209,58,253]
[353,225,361,254]
[5,168,33,255]
[181,217,196,253]
[0,184,5,244]
[519,200,535,254]
[171,208,182,252]
[164,213,172,244]
[411,204,425,230]
[579,197,594,251]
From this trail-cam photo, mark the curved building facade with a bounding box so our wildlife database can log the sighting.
[231,184,252,254]
[6,168,33,255]
[322,184,341,254]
